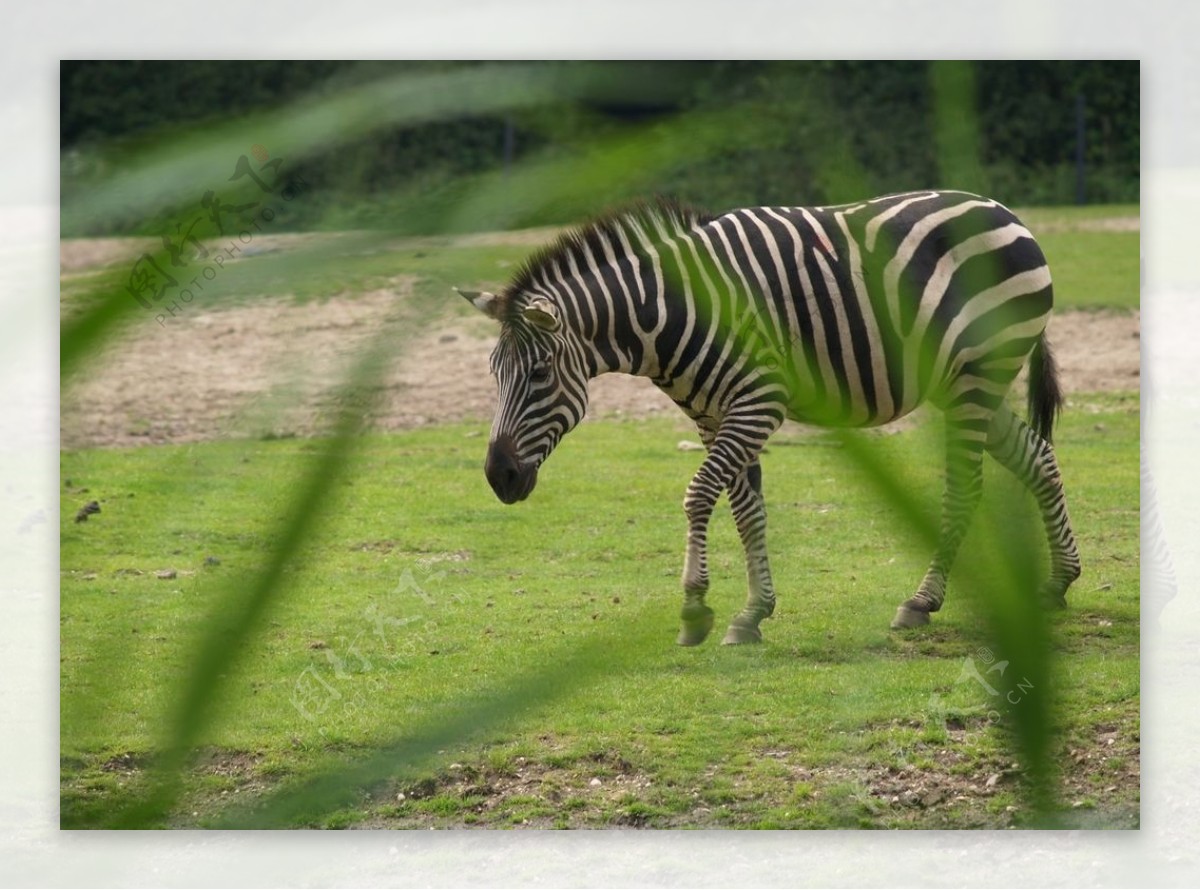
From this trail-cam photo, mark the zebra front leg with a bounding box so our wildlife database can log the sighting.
[891,420,986,629]
[677,425,718,646]
[677,470,717,646]
[721,462,776,645]
[677,415,777,646]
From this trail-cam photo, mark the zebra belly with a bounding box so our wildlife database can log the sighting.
[776,347,914,429]
[780,391,915,429]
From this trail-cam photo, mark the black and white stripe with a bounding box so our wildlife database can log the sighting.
[461,191,1082,644]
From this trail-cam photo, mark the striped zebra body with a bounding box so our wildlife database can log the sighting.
[459,190,1081,644]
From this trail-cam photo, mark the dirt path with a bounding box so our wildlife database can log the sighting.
[61,286,1139,450]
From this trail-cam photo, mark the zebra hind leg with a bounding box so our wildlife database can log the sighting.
[891,418,987,630]
[984,404,1081,608]
[721,461,776,645]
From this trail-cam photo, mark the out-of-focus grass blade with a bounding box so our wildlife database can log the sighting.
[930,60,986,193]
[98,296,429,829]
[444,91,871,234]
[60,63,694,380]
[959,475,1058,820]
[61,62,694,237]
[64,59,1065,828]
[830,428,940,549]
[830,424,1058,820]
[803,60,1059,821]
[60,226,398,380]
[212,606,666,827]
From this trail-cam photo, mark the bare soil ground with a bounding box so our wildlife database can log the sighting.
[61,259,1139,450]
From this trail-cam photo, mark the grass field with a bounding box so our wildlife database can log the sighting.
[60,204,1140,829]
[60,396,1139,829]
[59,204,1139,320]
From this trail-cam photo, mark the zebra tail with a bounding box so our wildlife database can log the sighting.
[1028,331,1063,444]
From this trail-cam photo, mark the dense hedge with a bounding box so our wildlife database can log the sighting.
[60,61,1138,236]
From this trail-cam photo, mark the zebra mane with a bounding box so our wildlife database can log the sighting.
[501,196,714,318]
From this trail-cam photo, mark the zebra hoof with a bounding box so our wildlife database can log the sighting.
[890,604,931,630]
[720,623,763,645]
[677,605,715,646]
[1039,591,1068,611]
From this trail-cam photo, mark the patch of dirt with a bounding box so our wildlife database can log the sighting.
[197,748,264,778]
[843,713,1140,829]
[353,750,662,829]
[98,750,151,775]
[1027,216,1140,234]
[62,286,421,449]
[65,715,1137,828]
[61,275,1140,450]
[1046,310,1141,396]
[353,714,1139,829]
[61,237,162,275]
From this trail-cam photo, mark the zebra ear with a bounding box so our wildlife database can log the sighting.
[454,287,503,320]
[522,298,561,333]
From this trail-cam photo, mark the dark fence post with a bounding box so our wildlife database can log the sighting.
[503,115,515,177]
[1074,92,1086,205]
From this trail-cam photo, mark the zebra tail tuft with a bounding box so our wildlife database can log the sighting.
[1028,331,1063,444]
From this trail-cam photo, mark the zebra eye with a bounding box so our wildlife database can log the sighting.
[530,361,552,384]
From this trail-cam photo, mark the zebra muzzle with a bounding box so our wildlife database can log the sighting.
[485,436,538,504]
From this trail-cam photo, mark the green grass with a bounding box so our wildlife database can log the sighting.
[1015,204,1138,227]
[60,203,1139,327]
[1014,204,1139,310]
[60,391,1140,828]
[1037,230,1139,310]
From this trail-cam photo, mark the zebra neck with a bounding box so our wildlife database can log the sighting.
[548,206,695,382]
[558,283,660,381]
[573,327,642,380]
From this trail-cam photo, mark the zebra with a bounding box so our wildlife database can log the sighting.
[457,191,1081,645]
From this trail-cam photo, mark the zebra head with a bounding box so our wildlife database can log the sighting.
[457,287,590,504]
